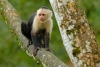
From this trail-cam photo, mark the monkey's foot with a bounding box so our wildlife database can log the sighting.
[27,40,32,47]
[46,48,52,53]
[38,43,45,48]
[33,47,40,56]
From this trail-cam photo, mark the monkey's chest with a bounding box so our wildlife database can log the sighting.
[32,22,49,33]
[37,29,46,35]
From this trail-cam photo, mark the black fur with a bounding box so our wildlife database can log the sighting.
[21,21,31,39]
[28,13,36,27]
[40,6,49,9]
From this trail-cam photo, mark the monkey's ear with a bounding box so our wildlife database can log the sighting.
[37,9,40,15]
[48,10,53,18]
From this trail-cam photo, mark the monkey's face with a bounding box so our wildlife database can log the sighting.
[38,13,46,22]
[37,8,52,23]
[37,9,47,22]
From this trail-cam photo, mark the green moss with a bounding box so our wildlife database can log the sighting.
[72,47,80,57]
[72,41,77,47]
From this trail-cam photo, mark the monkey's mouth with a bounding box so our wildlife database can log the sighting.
[40,21,44,23]
[40,19,45,21]
[40,19,45,23]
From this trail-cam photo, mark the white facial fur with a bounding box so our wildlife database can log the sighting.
[32,8,53,35]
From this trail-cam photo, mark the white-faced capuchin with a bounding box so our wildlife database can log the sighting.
[21,6,53,56]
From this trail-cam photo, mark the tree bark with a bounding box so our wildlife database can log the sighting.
[49,0,100,67]
[0,0,68,67]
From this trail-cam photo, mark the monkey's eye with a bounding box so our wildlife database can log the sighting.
[39,14,41,16]
[39,14,45,16]
[42,14,45,16]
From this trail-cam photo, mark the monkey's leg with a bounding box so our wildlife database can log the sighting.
[37,33,45,48]
[31,33,40,56]
[21,21,32,47]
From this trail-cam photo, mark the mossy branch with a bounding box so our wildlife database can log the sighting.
[0,0,68,67]
[49,0,100,67]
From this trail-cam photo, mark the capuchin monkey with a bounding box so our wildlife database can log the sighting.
[21,6,53,56]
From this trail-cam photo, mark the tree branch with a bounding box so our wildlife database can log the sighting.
[49,0,100,67]
[0,0,68,67]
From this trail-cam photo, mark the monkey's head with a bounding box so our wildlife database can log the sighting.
[36,6,52,23]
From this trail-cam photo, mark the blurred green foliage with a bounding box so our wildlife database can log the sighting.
[0,0,100,67]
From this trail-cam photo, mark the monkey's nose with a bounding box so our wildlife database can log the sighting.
[40,18,44,21]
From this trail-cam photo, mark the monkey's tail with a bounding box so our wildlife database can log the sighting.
[21,21,31,39]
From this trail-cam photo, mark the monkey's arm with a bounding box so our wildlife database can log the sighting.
[31,33,40,56]
[44,33,50,50]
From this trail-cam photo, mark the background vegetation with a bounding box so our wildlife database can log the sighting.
[0,0,100,67]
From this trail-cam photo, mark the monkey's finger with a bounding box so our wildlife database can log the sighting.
[46,48,52,53]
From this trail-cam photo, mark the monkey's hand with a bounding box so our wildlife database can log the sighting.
[33,47,40,56]
[46,48,52,53]
[27,40,32,47]
[38,43,45,48]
